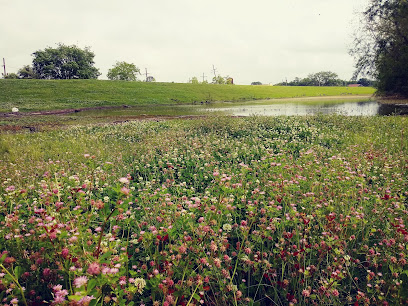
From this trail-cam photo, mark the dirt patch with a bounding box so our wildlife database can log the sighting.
[0,105,130,118]
[378,98,408,105]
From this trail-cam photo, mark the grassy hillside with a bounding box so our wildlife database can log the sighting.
[0,79,375,112]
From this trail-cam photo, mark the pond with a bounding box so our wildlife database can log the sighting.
[204,101,408,116]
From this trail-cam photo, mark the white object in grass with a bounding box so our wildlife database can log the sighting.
[12,107,19,113]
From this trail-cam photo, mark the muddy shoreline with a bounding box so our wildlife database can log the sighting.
[0,95,377,117]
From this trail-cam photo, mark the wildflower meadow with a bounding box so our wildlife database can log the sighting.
[0,115,407,305]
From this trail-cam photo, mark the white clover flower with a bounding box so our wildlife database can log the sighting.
[119,177,129,184]
[240,255,249,262]
[223,224,232,232]
[12,107,19,113]
[133,278,146,294]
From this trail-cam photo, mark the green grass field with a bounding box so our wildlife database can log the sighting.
[0,79,375,112]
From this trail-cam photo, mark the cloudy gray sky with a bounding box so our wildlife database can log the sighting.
[1,0,368,85]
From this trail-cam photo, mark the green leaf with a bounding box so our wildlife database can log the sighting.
[119,300,127,306]
[173,290,183,297]
[193,293,201,301]
[68,295,82,301]
[13,266,22,279]
[100,251,112,262]
[89,290,99,299]
[120,202,129,211]
[89,299,98,306]
[88,278,97,291]
[0,253,7,263]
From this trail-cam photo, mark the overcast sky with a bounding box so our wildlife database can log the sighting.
[1,0,369,85]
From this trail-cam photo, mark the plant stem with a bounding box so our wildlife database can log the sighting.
[94,207,117,258]
[186,281,201,306]
[0,264,28,306]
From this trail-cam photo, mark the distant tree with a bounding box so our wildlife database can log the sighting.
[251,81,262,85]
[212,75,226,84]
[190,77,199,84]
[18,65,37,79]
[350,0,408,96]
[276,73,352,87]
[32,44,100,79]
[4,73,19,79]
[298,77,314,86]
[290,77,302,86]
[357,78,373,87]
[107,61,140,81]
[308,71,339,86]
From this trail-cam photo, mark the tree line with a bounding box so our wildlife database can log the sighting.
[273,71,375,87]
[189,75,234,85]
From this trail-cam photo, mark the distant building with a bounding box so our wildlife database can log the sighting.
[146,76,155,82]
[348,84,362,87]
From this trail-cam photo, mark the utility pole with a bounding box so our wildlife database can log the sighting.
[2,58,6,78]
[202,72,207,83]
[145,68,149,82]
[212,65,217,78]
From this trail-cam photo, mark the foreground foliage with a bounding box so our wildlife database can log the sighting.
[0,116,407,305]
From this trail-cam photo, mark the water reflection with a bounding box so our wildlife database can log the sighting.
[205,101,384,116]
[378,103,408,116]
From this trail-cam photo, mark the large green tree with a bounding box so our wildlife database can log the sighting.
[351,0,408,97]
[32,44,100,79]
[107,62,140,81]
